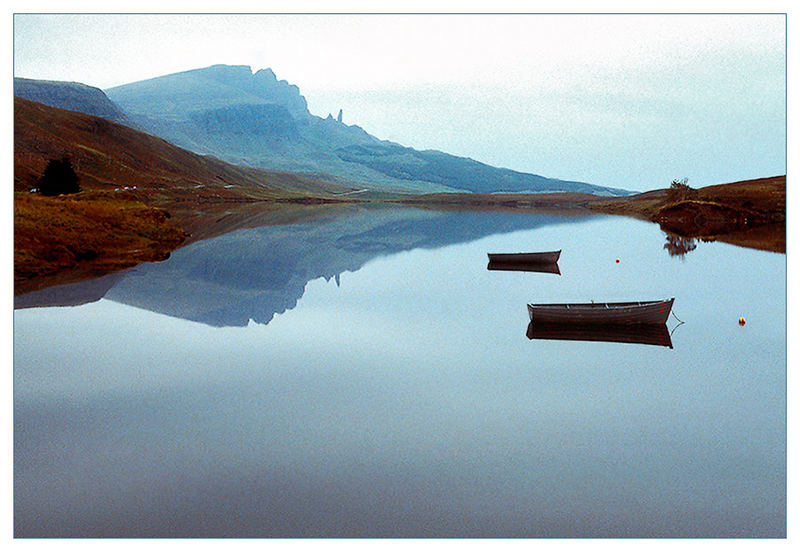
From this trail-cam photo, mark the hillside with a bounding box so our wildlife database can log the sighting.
[14,97,356,206]
[105,64,630,196]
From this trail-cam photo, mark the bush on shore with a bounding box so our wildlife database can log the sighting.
[666,177,695,202]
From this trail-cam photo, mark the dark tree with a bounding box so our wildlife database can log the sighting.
[38,157,80,196]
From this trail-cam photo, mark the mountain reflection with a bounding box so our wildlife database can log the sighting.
[17,206,591,327]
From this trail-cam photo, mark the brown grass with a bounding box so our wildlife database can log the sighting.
[594,176,785,251]
[14,191,187,294]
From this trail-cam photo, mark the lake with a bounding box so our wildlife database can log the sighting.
[13,206,786,537]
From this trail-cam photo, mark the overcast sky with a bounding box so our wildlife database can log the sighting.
[13,13,786,191]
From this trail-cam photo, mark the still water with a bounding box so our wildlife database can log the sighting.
[14,207,786,537]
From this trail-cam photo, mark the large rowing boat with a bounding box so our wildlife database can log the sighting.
[527,298,675,325]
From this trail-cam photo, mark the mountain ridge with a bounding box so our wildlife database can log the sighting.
[15,66,633,196]
[105,64,632,196]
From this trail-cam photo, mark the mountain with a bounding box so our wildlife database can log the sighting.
[104,65,422,192]
[103,65,311,122]
[105,65,632,196]
[14,77,130,125]
[13,97,355,203]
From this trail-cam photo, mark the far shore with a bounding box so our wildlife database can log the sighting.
[395,175,785,252]
[14,175,785,296]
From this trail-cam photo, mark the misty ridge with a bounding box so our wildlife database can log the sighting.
[15,64,632,197]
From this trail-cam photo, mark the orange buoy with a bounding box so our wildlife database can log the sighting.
[739,317,746,326]
[615,258,620,264]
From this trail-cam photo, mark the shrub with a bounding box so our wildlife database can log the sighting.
[666,177,694,202]
[39,157,80,196]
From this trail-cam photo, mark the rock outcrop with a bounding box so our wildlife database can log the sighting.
[189,103,298,138]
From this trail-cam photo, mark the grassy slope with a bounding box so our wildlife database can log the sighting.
[400,176,785,219]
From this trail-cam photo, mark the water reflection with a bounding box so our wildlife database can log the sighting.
[527,320,674,348]
[487,260,561,274]
[663,234,698,258]
[660,222,785,255]
[14,271,125,309]
[486,249,561,274]
[15,206,589,327]
[14,212,786,538]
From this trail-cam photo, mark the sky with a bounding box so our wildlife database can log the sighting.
[12,12,787,192]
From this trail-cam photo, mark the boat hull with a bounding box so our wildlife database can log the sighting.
[487,250,561,264]
[527,298,674,325]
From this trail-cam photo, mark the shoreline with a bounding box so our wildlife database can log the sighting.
[13,175,785,296]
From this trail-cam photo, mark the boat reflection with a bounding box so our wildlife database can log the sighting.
[487,260,560,274]
[487,250,561,274]
[526,320,673,348]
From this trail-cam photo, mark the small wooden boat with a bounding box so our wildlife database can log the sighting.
[487,250,561,265]
[527,298,674,325]
[487,260,560,275]
[526,320,673,348]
